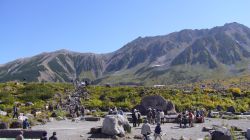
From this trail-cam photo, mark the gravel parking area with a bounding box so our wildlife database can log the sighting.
[32,117,250,140]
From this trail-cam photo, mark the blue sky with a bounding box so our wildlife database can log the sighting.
[0,0,250,64]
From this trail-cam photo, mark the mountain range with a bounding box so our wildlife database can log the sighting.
[1,22,250,85]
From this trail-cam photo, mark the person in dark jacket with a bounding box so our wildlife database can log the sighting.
[40,132,48,140]
[49,132,58,140]
[132,109,137,127]
[13,105,19,119]
[154,123,162,140]
[152,109,156,124]
[22,119,30,129]
[178,113,183,128]
[137,111,141,127]
[182,112,188,128]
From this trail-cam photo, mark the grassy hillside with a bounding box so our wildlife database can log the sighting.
[86,85,250,112]
[0,81,249,115]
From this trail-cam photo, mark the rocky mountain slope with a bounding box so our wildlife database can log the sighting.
[1,22,250,85]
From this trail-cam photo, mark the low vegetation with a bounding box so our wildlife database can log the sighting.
[0,79,249,125]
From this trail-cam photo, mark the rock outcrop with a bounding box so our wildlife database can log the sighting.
[135,95,176,115]
[210,126,232,140]
[101,115,130,136]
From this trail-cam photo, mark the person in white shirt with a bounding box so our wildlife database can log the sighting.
[160,110,165,124]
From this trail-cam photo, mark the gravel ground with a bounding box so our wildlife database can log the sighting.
[32,117,250,140]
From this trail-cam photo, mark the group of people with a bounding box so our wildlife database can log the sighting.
[141,120,163,140]
[132,109,141,127]
[108,106,124,115]
[138,108,165,140]
[13,105,31,130]
[16,131,58,140]
[178,111,195,128]
[146,108,165,125]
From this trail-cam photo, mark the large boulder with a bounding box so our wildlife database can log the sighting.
[211,127,232,140]
[135,95,176,115]
[101,115,130,136]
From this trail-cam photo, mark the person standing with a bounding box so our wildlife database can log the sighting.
[156,110,161,124]
[132,109,138,127]
[188,111,194,127]
[48,103,53,112]
[74,104,79,117]
[154,123,162,140]
[147,108,153,124]
[137,110,141,127]
[80,106,85,117]
[177,113,182,128]
[22,118,30,129]
[141,120,152,140]
[113,106,118,114]
[152,109,156,125]
[49,132,58,140]
[160,110,165,124]
[182,112,188,128]
[118,107,124,115]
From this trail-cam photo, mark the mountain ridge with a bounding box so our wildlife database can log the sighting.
[1,22,250,85]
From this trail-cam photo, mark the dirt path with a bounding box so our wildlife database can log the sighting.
[32,118,250,140]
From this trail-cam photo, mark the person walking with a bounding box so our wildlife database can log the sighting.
[141,120,152,140]
[154,123,162,140]
[13,105,19,119]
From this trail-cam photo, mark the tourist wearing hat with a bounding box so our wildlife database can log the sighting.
[132,109,138,127]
